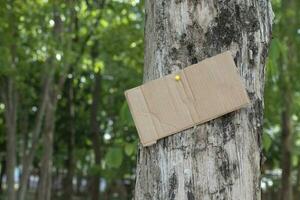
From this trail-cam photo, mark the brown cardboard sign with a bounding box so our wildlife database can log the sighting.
[125,51,250,146]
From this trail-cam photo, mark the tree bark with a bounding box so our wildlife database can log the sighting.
[135,1,273,199]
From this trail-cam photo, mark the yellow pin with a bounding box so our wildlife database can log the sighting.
[175,74,181,81]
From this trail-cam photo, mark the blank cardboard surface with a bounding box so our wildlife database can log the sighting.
[125,51,250,146]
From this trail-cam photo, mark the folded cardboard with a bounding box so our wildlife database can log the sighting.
[125,51,250,146]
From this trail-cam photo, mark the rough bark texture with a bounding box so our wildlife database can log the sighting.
[135,0,273,199]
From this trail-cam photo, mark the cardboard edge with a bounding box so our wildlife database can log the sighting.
[124,89,158,146]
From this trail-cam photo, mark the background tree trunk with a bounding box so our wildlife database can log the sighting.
[280,95,292,200]
[279,1,295,199]
[0,158,5,194]
[135,0,273,199]
[4,1,18,198]
[18,74,50,200]
[37,86,55,200]
[63,77,76,200]
[90,72,102,200]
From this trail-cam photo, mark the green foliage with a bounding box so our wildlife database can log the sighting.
[105,147,124,168]
[263,133,273,152]
[0,0,143,198]
[124,142,136,156]
[120,102,134,127]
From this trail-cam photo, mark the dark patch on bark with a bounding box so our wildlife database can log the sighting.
[239,6,260,33]
[168,171,178,200]
[248,98,263,147]
[187,191,195,200]
[248,34,258,65]
[162,138,168,149]
[187,43,198,64]
[247,90,256,101]
[191,57,198,64]
[254,98,264,146]
[144,192,153,200]
[169,47,178,60]
[247,97,264,169]
[154,0,166,50]
[205,7,241,48]
[180,33,187,44]
[220,113,236,143]
[187,43,195,56]
[209,187,228,200]
[219,159,230,181]
[261,42,270,65]
[184,178,195,200]
[215,146,239,186]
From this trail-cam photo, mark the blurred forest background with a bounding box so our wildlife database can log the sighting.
[0,0,299,200]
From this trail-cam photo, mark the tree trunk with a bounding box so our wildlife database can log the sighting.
[63,77,76,200]
[4,84,17,200]
[0,158,6,194]
[90,72,102,200]
[135,1,273,199]
[37,92,55,200]
[4,1,18,198]
[280,100,292,200]
[279,47,293,200]
[279,0,297,199]
[18,73,50,200]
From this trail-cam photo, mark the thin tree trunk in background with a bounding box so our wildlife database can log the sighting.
[18,73,50,200]
[280,97,292,200]
[90,72,102,200]
[279,0,297,199]
[4,1,18,198]
[279,52,293,200]
[36,4,64,199]
[135,1,273,199]
[0,158,6,194]
[295,156,300,198]
[19,113,28,181]
[37,91,55,200]
[63,77,76,200]
[4,78,17,200]
[18,1,103,199]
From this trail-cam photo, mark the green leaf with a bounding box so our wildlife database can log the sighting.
[124,143,135,156]
[105,147,123,168]
[120,102,134,127]
[263,133,272,152]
